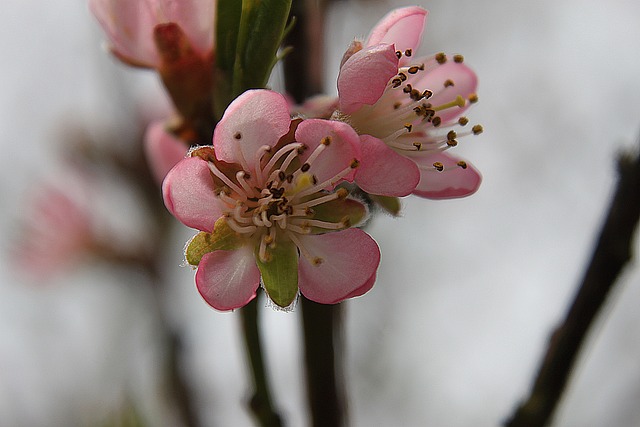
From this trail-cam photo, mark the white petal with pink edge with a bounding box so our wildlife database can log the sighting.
[413,60,478,124]
[338,44,399,115]
[196,246,260,311]
[144,120,188,184]
[355,135,420,196]
[297,229,380,304]
[295,119,360,186]
[410,152,481,199]
[162,156,223,231]
[366,6,428,66]
[214,90,292,170]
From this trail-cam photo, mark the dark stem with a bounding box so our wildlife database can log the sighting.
[283,0,329,103]
[241,295,283,427]
[505,142,640,427]
[283,1,348,426]
[301,298,347,427]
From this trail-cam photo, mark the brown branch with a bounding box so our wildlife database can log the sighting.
[505,142,640,427]
[301,298,347,427]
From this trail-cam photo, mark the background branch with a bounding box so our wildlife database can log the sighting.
[505,140,640,427]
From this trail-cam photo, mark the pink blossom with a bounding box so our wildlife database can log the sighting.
[163,89,380,310]
[336,6,483,199]
[144,120,188,184]
[89,0,215,68]
[13,182,93,279]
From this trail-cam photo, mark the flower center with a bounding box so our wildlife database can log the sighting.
[207,139,358,262]
[342,51,484,173]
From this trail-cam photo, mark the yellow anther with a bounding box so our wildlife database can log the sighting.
[468,93,479,103]
[457,161,468,169]
[458,116,469,126]
[447,130,457,141]
[405,49,413,57]
[413,142,422,150]
[472,124,484,135]
[312,257,324,266]
[350,159,360,168]
[404,123,413,132]
[321,136,332,145]
[336,188,349,199]
[444,79,455,87]
[433,95,466,112]
[453,54,464,63]
[433,162,444,171]
[435,52,447,64]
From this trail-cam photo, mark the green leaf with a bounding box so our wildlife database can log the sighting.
[213,0,243,119]
[255,238,298,308]
[370,194,402,217]
[232,0,292,94]
[309,197,367,233]
[185,218,243,265]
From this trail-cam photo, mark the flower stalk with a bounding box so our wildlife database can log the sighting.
[241,296,283,427]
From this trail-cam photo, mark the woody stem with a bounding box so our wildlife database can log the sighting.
[505,140,640,427]
[241,294,283,427]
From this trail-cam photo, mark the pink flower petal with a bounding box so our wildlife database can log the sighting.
[155,0,215,58]
[355,135,420,196]
[144,120,188,184]
[89,0,214,67]
[366,6,428,66]
[297,229,380,304]
[162,156,222,231]
[196,246,260,311]
[414,60,478,124]
[295,119,360,186]
[410,152,482,199]
[213,90,292,170]
[338,44,399,115]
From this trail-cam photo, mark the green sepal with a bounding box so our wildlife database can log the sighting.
[309,197,367,233]
[370,194,402,217]
[185,218,243,266]
[232,0,292,94]
[255,238,299,308]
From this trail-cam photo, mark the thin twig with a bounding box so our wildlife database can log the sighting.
[505,142,640,427]
[301,298,347,427]
[241,295,283,427]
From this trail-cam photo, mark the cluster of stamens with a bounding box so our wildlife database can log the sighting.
[346,50,484,174]
[206,137,358,263]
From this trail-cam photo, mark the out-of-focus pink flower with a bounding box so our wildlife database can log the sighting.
[144,120,188,184]
[14,183,93,279]
[163,89,379,310]
[335,6,483,199]
[89,0,215,68]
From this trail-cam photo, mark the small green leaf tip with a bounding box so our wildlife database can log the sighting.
[370,195,402,216]
[185,217,242,265]
[255,238,299,308]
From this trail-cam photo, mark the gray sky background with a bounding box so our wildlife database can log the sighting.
[1,0,640,426]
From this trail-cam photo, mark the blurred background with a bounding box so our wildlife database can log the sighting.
[1,0,640,426]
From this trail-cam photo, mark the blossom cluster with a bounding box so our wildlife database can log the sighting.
[90,3,483,311]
